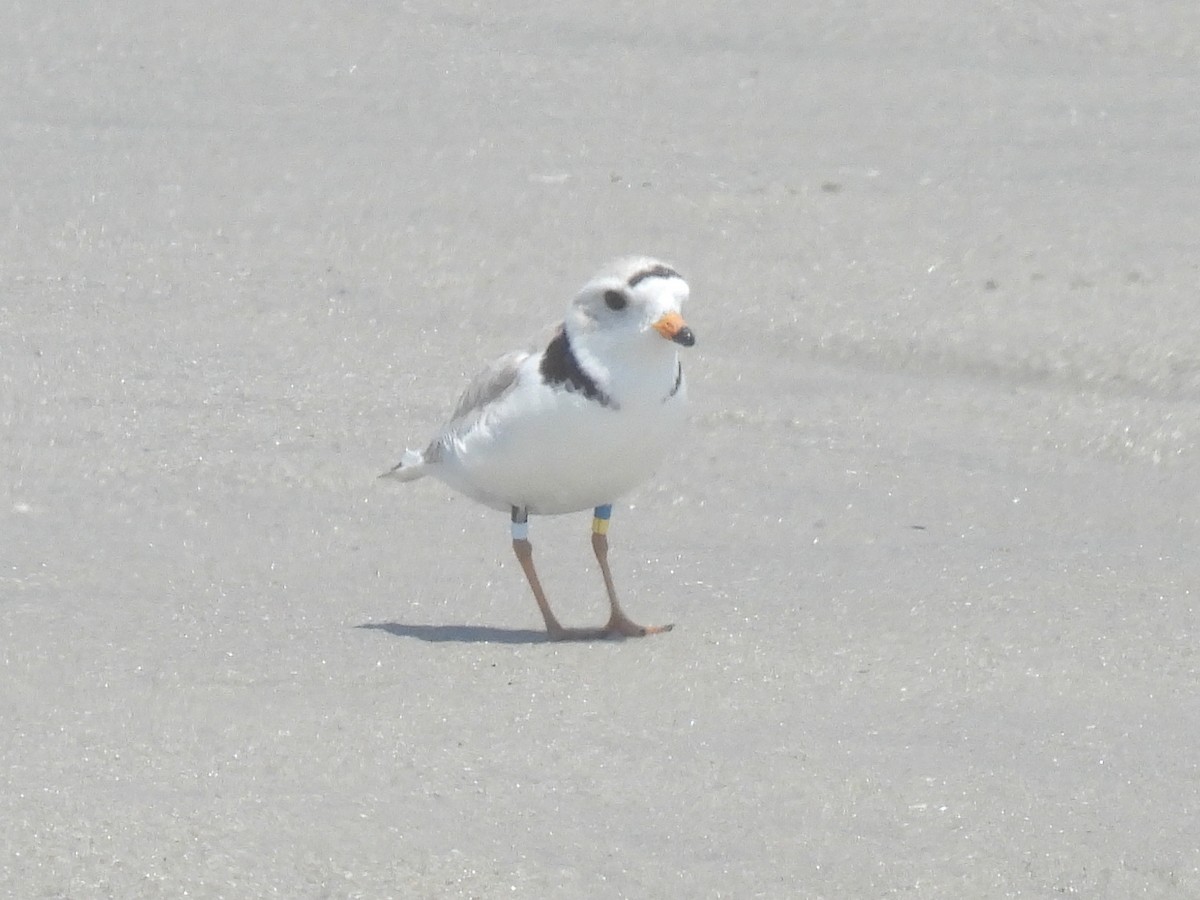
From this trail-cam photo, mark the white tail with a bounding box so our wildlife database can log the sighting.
[380,448,426,482]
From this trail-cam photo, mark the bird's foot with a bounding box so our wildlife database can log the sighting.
[603,612,674,638]
[543,616,673,641]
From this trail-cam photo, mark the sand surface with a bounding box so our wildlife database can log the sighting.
[4,3,1200,897]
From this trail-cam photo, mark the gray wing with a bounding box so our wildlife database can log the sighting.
[422,322,561,463]
[447,348,528,423]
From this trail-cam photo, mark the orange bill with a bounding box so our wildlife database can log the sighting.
[651,311,696,346]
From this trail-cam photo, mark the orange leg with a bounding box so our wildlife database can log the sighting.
[590,505,673,637]
[511,507,605,641]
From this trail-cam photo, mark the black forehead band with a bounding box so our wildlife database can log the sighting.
[627,264,681,288]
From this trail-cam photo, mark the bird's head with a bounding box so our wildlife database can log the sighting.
[566,256,695,353]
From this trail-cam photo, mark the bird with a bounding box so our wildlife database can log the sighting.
[382,256,696,640]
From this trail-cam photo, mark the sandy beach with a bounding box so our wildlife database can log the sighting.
[4,3,1199,897]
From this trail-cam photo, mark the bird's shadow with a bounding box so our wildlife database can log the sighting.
[357,622,553,645]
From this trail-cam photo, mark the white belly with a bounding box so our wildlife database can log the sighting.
[434,371,687,515]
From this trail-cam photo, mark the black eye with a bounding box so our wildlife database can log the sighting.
[604,290,627,311]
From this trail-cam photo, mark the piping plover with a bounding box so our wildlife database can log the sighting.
[383,257,695,640]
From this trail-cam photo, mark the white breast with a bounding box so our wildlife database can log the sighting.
[434,354,687,515]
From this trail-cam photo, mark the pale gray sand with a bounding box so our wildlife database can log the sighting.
[3,3,1199,898]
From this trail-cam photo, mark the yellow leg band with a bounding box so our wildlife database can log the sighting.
[592,516,611,536]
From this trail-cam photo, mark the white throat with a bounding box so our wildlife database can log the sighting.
[569,324,680,408]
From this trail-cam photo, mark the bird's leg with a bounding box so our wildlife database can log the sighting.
[591,504,674,637]
[511,507,605,641]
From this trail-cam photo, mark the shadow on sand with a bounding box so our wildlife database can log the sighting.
[356,622,553,645]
